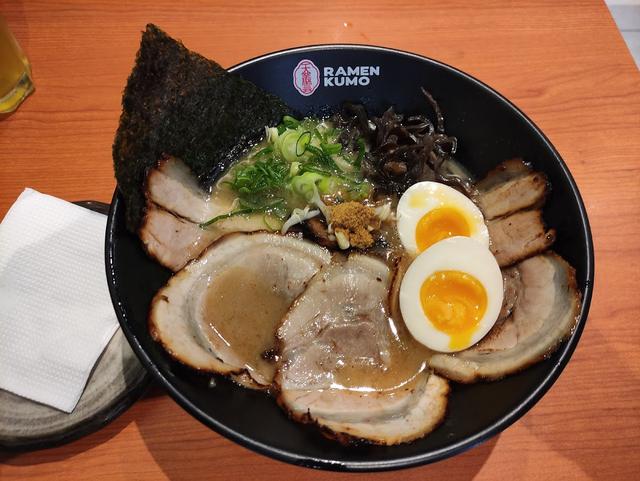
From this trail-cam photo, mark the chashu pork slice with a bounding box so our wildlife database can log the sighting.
[476,158,548,221]
[488,209,556,267]
[498,266,520,321]
[139,203,217,271]
[149,232,330,388]
[429,252,581,382]
[276,255,448,445]
[476,158,531,192]
[139,202,274,272]
[476,158,553,267]
[146,156,239,224]
[146,156,217,224]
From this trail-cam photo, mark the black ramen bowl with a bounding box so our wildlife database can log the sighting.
[105,45,594,471]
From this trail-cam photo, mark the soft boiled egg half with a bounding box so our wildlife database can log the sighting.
[397,181,489,256]
[399,236,503,353]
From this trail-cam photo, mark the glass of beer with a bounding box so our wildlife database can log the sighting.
[0,18,34,115]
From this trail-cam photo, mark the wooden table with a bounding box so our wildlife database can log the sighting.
[1,1,639,479]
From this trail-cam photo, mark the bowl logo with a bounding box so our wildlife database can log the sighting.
[292,59,320,96]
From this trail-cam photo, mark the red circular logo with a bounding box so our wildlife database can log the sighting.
[293,59,320,96]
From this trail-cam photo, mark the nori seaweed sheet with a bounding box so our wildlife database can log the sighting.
[113,24,290,231]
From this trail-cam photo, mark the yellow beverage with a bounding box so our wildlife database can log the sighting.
[0,19,34,115]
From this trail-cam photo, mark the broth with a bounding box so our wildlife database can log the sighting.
[332,314,432,392]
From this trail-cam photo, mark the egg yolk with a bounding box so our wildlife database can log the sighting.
[415,207,470,252]
[420,270,487,350]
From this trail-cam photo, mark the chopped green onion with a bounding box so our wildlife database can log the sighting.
[290,172,331,220]
[321,142,342,155]
[300,164,348,182]
[290,172,323,202]
[296,131,312,157]
[317,176,340,194]
[279,130,301,162]
[323,127,337,141]
[229,156,288,195]
[282,115,300,129]
[332,154,355,174]
[263,214,283,231]
[350,181,371,199]
[355,138,366,168]
[313,127,325,142]
[255,145,273,157]
[199,208,255,228]
[305,144,339,171]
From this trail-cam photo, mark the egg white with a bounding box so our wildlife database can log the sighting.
[399,236,503,353]
[396,181,489,255]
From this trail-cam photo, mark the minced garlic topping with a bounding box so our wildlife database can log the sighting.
[330,202,381,249]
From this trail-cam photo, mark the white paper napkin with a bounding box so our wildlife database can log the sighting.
[0,188,118,413]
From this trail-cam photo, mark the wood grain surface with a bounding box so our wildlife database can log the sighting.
[1,1,639,480]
